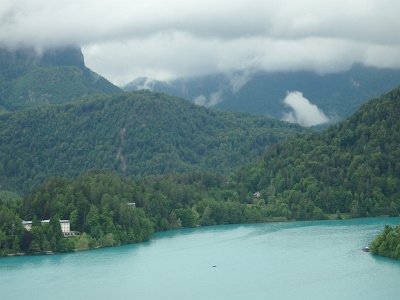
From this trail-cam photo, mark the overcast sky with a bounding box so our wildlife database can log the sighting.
[1,0,400,85]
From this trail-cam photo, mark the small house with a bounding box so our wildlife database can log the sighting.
[253,191,261,198]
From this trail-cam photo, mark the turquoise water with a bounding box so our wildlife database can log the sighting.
[1,217,400,300]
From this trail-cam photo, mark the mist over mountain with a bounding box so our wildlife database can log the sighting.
[0,46,121,112]
[124,65,400,126]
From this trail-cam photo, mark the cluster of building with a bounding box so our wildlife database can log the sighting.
[22,219,75,237]
[20,202,136,238]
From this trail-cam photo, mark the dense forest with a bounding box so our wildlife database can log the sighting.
[370,225,400,259]
[233,87,400,219]
[0,47,120,112]
[0,172,153,255]
[0,170,287,255]
[1,86,400,256]
[0,91,302,193]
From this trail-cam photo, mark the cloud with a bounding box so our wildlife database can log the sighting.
[1,0,400,84]
[194,91,223,108]
[282,91,330,127]
[227,70,254,93]
[193,95,207,106]
[134,77,156,91]
[82,34,370,85]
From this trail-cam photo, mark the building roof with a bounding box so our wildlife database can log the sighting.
[22,219,70,224]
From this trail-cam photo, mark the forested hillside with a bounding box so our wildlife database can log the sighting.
[0,172,154,254]
[0,91,302,193]
[233,87,400,219]
[2,87,400,255]
[0,47,121,111]
[0,169,288,255]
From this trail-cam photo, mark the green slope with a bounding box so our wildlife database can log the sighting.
[0,47,121,111]
[2,88,400,255]
[234,87,400,219]
[0,91,302,193]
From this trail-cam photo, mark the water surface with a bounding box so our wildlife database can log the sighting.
[1,218,400,299]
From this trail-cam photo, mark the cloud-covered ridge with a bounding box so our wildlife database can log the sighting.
[1,0,400,84]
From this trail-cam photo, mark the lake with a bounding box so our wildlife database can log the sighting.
[1,217,400,299]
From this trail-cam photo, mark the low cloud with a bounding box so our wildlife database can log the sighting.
[227,70,254,93]
[1,1,400,84]
[193,95,207,106]
[193,91,223,107]
[282,91,330,127]
[135,78,155,91]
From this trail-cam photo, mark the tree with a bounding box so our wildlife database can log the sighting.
[174,208,197,228]
[48,216,64,251]
[85,205,101,238]
[370,225,400,259]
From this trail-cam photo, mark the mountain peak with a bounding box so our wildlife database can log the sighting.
[0,46,84,68]
[0,46,120,111]
[37,46,85,68]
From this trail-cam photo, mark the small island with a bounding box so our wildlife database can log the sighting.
[370,225,400,259]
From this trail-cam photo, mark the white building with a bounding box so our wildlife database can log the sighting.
[59,220,70,234]
[22,219,72,236]
[22,221,33,231]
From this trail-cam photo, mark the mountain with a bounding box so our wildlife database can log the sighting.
[124,65,400,123]
[2,88,400,255]
[0,91,302,193]
[233,86,400,219]
[0,47,121,112]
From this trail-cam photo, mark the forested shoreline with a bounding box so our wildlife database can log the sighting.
[1,87,400,257]
[370,225,400,259]
[0,171,293,256]
[1,168,399,257]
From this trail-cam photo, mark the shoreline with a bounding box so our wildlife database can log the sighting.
[2,215,399,259]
